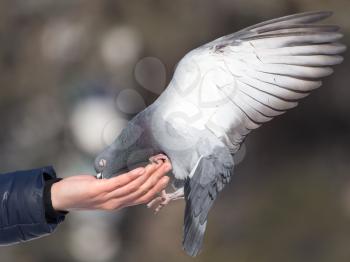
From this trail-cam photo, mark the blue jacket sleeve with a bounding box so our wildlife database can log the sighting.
[0,166,65,245]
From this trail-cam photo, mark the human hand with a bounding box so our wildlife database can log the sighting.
[50,159,171,211]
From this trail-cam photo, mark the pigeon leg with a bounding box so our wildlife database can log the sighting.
[147,187,184,213]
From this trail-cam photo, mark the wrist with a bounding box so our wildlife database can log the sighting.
[44,178,68,223]
[50,180,67,211]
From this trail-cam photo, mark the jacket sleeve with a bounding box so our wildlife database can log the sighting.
[0,166,65,246]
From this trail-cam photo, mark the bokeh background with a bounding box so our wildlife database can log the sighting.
[0,1,349,262]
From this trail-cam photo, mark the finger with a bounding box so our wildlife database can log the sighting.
[97,167,146,192]
[143,160,165,175]
[127,169,170,205]
[131,161,171,197]
[99,160,169,204]
[114,171,169,209]
[109,161,165,192]
[103,176,169,210]
[132,176,170,206]
[103,162,164,199]
[104,173,151,200]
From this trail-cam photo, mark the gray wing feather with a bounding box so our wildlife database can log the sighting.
[208,11,335,45]
[200,11,346,153]
[183,154,233,257]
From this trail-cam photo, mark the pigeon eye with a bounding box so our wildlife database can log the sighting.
[98,159,107,168]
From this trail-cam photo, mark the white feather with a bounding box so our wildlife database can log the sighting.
[155,11,346,152]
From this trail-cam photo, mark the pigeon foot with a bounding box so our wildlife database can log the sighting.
[148,154,169,165]
[147,188,184,213]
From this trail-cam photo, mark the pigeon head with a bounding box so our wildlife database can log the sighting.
[94,144,128,178]
[94,121,154,178]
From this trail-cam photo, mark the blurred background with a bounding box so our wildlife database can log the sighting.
[0,0,349,261]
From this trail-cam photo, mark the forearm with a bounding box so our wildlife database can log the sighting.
[0,167,66,246]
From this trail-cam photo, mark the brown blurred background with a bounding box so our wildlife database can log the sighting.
[0,1,349,262]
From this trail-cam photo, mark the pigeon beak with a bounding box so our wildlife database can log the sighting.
[96,159,107,179]
[96,172,104,179]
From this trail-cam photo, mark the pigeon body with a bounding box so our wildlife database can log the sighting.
[94,11,346,256]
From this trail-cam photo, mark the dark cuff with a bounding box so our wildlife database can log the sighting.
[43,178,69,224]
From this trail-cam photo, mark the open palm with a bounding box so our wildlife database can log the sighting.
[51,161,171,212]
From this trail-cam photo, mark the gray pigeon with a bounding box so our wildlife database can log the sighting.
[94,11,346,256]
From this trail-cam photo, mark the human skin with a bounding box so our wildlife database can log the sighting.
[51,159,171,212]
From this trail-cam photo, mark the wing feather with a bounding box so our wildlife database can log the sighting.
[246,71,322,91]
[165,12,346,152]
[258,55,343,66]
[253,43,346,56]
[170,11,346,152]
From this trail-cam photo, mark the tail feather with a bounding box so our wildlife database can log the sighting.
[183,211,208,257]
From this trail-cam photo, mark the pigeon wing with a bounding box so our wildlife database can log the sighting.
[169,11,346,153]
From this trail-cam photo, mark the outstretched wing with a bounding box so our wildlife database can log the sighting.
[168,11,346,153]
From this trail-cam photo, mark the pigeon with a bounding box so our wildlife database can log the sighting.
[94,11,346,256]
